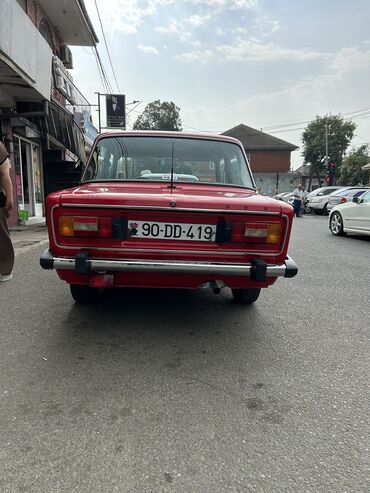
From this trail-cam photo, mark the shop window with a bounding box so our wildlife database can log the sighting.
[39,19,55,52]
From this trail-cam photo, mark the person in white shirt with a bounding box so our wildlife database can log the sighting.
[292,184,304,217]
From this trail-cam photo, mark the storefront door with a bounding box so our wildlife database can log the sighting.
[13,136,43,220]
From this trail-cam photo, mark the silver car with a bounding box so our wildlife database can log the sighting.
[327,187,370,212]
[307,186,343,215]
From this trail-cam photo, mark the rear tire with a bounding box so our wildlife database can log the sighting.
[70,284,100,304]
[232,288,261,305]
[329,212,346,236]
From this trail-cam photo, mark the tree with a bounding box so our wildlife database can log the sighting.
[301,114,356,188]
[339,145,369,185]
[133,100,182,131]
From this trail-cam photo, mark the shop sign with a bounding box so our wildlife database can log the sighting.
[106,94,126,129]
[52,56,76,105]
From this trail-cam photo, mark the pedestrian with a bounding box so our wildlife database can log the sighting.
[291,184,304,218]
[302,186,308,214]
[0,139,14,282]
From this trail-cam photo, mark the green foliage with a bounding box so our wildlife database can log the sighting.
[133,100,182,131]
[301,114,356,182]
[339,145,369,185]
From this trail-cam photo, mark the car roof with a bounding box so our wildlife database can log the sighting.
[96,130,242,146]
[331,186,370,196]
[309,186,341,193]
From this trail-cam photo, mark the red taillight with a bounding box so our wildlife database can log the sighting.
[98,217,113,238]
[340,197,348,203]
[59,215,112,238]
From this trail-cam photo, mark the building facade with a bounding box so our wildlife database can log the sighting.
[222,124,298,196]
[0,0,98,226]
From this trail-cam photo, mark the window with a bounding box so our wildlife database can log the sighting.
[83,136,255,189]
[362,191,370,203]
[352,190,367,199]
[39,19,55,51]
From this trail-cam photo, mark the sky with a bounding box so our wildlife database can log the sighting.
[71,0,370,169]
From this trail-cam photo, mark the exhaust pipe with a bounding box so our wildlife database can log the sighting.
[200,280,226,294]
[210,281,221,294]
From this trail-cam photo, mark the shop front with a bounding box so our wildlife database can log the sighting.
[12,135,44,223]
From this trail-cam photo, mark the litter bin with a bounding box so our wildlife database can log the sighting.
[18,209,29,224]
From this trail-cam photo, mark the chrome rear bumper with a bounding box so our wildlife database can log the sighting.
[40,249,298,280]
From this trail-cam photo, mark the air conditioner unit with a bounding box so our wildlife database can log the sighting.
[60,45,73,69]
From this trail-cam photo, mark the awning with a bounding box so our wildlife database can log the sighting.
[36,103,86,161]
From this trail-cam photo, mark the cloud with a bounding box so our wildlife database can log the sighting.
[137,44,160,55]
[155,18,192,41]
[327,45,370,73]
[187,0,258,9]
[254,15,281,37]
[85,0,174,34]
[85,0,258,35]
[217,39,328,62]
[187,13,212,27]
[176,49,214,62]
[177,40,327,64]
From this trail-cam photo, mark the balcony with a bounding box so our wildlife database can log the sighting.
[37,0,98,46]
[0,0,52,102]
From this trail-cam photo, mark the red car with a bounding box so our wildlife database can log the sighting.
[40,131,297,304]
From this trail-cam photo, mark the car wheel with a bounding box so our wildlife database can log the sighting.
[329,212,346,236]
[232,288,261,305]
[70,284,100,304]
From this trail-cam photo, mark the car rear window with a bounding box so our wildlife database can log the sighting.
[83,136,255,189]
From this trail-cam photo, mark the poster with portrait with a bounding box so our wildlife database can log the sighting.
[106,94,126,129]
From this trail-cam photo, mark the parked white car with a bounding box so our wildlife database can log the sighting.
[272,191,293,203]
[327,187,370,212]
[329,190,370,236]
[307,186,343,215]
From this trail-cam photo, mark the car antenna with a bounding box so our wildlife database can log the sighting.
[168,140,176,190]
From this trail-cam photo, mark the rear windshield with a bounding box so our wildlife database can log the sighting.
[83,136,255,189]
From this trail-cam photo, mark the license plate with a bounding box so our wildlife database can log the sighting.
[128,220,216,241]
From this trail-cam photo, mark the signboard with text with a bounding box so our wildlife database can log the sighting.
[106,94,126,129]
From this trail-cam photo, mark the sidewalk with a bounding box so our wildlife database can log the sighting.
[9,224,48,252]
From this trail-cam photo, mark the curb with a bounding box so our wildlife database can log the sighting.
[14,239,49,255]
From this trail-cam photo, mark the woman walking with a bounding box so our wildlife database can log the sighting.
[0,139,14,282]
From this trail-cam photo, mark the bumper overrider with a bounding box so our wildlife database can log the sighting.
[40,249,298,281]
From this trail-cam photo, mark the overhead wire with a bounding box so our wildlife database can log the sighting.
[94,45,114,93]
[180,105,370,143]
[93,0,120,93]
[70,0,114,94]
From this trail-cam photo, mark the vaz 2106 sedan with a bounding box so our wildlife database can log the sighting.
[40,132,298,305]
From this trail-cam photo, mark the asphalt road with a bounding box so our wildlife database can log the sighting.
[0,215,369,492]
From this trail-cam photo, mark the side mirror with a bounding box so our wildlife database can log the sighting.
[352,196,359,204]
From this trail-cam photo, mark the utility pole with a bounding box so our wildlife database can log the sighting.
[325,123,328,169]
[95,92,101,133]
[325,122,332,185]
